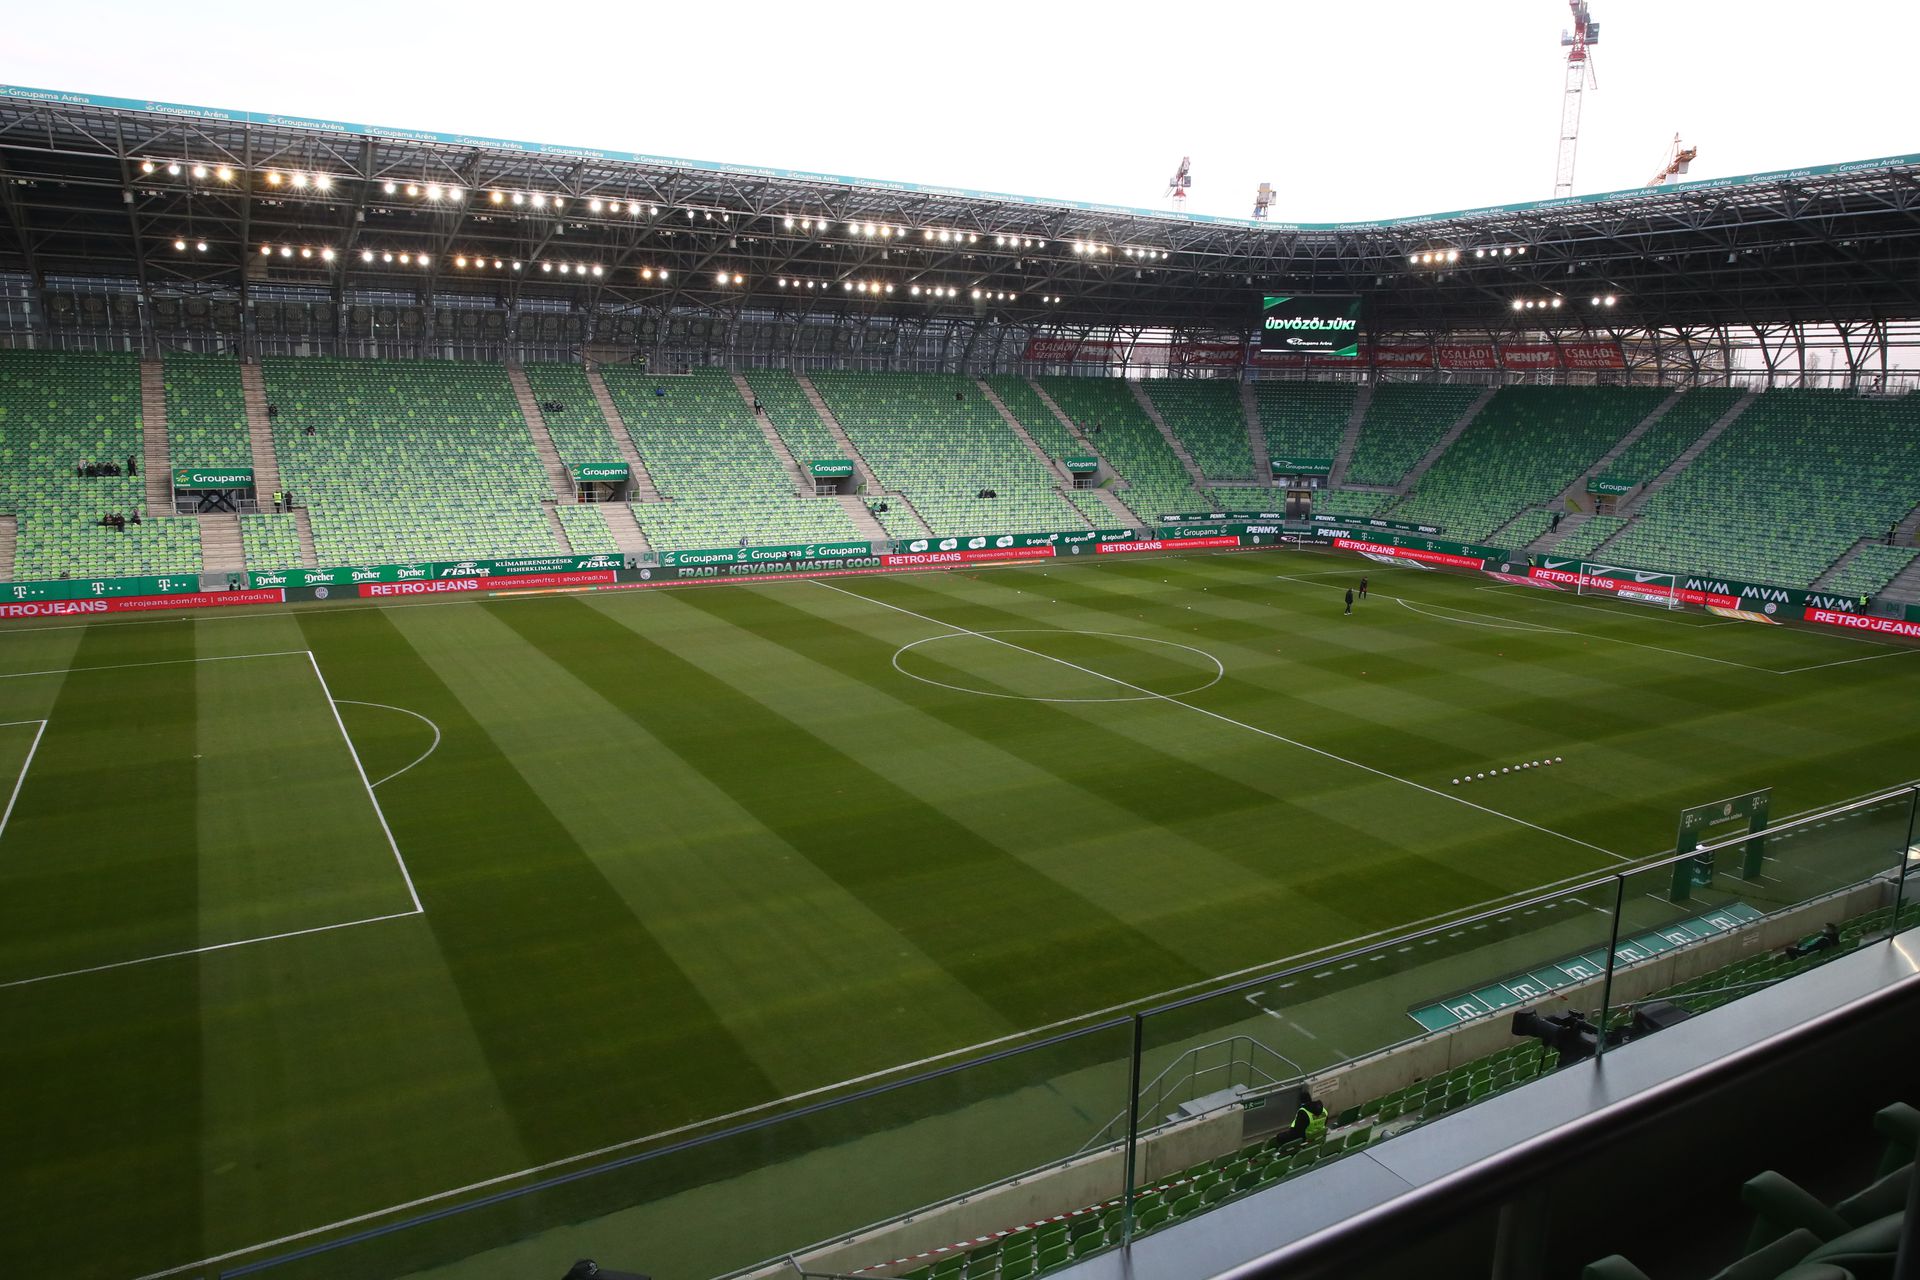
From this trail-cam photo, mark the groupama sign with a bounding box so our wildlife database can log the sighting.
[174,467,253,489]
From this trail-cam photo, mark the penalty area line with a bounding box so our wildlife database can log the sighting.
[813,579,1631,863]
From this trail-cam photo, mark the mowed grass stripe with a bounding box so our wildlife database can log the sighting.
[388,600,1011,1092]
[832,572,1599,890]
[294,607,781,1155]
[493,595,1208,1029]
[0,621,206,1278]
[610,587,1371,979]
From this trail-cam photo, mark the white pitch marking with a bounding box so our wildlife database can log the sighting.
[817,580,1632,863]
[1397,598,1564,633]
[0,910,419,991]
[307,653,424,914]
[0,719,48,842]
[333,699,444,788]
[1777,647,1920,675]
[0,648,313,680]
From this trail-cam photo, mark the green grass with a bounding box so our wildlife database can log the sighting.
[1,545,1917,1280]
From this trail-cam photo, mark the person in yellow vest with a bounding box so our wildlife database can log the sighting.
[272,489,284,513]
[1269,1094,1329,1148]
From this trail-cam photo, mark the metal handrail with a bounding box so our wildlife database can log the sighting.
[1078,1035,1303,1154]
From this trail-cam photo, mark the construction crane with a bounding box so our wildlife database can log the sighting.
[1251,182,1275,221]
[1166,156,1192,209]
[1648,134,1699,186]
[1553,1,1600,198]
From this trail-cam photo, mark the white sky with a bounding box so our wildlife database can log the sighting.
[6,0,1918,223]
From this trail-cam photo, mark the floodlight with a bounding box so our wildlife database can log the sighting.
[292,172,309,188]
[215,166,232,181]
[167,162,181,176]
[300,247,313,258]
[140,159,156,173]
[319,247,333,261]
[192,165,208,179]
[361,249,374,262]
[315,174,333,191]
[280,245,293,257]
[427,185,442,201]
[489,190,502,203]
[267,171,282,185]
[405,183,418,197]
[398,253,410,264]
[196,241,208,253]
[261,245,272,256]
[173,239,186,251]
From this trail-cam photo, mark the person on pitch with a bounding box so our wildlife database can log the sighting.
[1344,587,1354,615]
[1359,575,1369,600]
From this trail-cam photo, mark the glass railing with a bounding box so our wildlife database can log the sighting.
[226,784,1919,1280]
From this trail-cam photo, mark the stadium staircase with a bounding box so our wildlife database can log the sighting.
[1129,382,1214,488]
[1879,550,1920,604]
[1615,391,1756,516]
[504,365,579,501]
[290,509,318,565]
[994,375,1131,525]
[237,362,284,504]
[729,373,812,494]
[1391,386,1496,496]
[1043,376,1207,522]
[138,358,172,511]
[1525,510,1592,556]
[1327,383,1374,487]
[1547,387,1684,510]
[542,502,575,553]
[0,515,16,578]
[582,364,662,502]
[792,374,880,493]
[598,501,651,555]
[976,378,1073,485]
[834,495,891,541]
[1238,381,1273,485]
[195,512,246,573]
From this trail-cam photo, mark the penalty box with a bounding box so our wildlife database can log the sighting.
[0,650,420,989]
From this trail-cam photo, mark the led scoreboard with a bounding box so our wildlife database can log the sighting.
[1258,294,1362,359]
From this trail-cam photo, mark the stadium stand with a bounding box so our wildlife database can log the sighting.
[1548,513,1628,559]
[1602,386,1745,486]
[982,375,1087,467]
[1389,387,1668,541]
[161,351,251,467]
[1039,377,1209,521]
[555,503,620,554]
[0,349,202,580]
[811,372,1086,535]
[883,896,1916,1280]
[1820,543,1920,598]
[1252,380,1358,465]
[741,369,844,467]
[1207,485,1279,511]
[1141,380,1256,479]
[600,367,864,551]
[1603,389,1920,587]
[520,363,625,467]
[260,355,558,565]
[1342,384,1485,487]
[1315,489,1395,518]
[239,511,302,570]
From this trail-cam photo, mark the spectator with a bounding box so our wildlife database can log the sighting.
[1784,923,1839,960]
[304,424,315,436]
[1268,1095,1328,1149]
[1345,587,1354,615]
[266,403,278,419]
[126,454,137,477]
[654,386,666,398]
[75,460,86,478]
[130,512,141,526]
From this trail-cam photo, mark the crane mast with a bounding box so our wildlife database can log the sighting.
[1554,1,1600,197]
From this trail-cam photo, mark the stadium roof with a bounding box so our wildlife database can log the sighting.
[4,82,1920,337]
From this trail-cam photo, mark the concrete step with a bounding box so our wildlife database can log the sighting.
[194,511,246,575]
[1025,377,1123,488]
[506,365,577,502]
[1395,386,1497,496]
[1812,536,1878,591]
[977,378,1071,483]
[796,375,884,494]
[1239,381,1271,486]
[1892,496,1920,544]
[1328,383,1375,488]
[1877,546,1920,604]
[1089,486,1143,528]
[1128,381,1209,490]
[542,501,573,553]
[1551,388,1685,511]
[731,372,812,494]
[1523,510,1591,557]
[881,492,935,540]
[291,508,318,568]
[599,502,652,556]
[1619,391,1756,516]
[238,363,285,501]
[0,513,16,579]
[139,358,173,513]
[834,494,890,542]
[583,364,663,502]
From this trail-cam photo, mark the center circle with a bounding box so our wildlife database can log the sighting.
[892,629,1225,703]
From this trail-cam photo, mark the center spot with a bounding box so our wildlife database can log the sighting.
[892,629,1224,702]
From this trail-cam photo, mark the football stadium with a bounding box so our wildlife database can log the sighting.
[2,16,1919,1280]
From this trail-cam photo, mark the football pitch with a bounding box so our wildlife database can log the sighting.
[3,544,1917,1280]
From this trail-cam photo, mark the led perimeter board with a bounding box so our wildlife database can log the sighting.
[1258,294,1362,358]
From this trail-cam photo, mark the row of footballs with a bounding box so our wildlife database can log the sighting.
[1454,758,1565,784]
